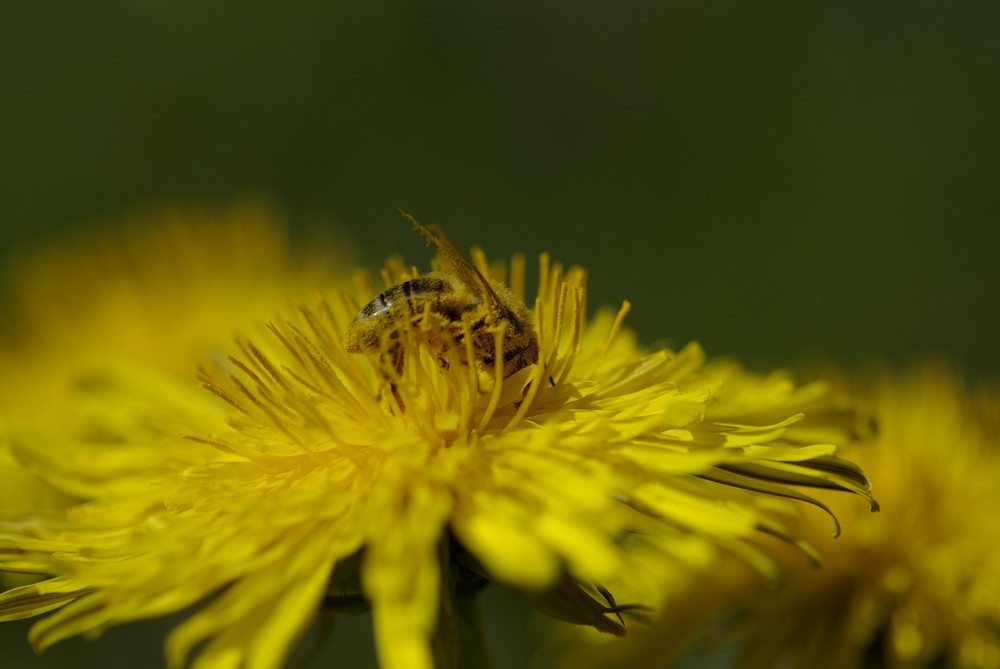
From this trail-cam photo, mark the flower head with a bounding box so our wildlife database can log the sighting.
[574,363,1000,669]
[1,201,335,375]
[727,364,1000,669]
[0,202,340,503]
[1,219,875,669]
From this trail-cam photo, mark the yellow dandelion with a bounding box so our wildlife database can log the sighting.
[725,364,1000,669]
[0,217,875,669]
[2,200,337,375]
[585,363,1000,669]
[549,359,876,669]
[0,202,343,503]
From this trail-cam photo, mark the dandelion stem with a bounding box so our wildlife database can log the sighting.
[432,538,492,669]
[456,589,491,669]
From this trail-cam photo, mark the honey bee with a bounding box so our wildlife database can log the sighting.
[345,215,539,380]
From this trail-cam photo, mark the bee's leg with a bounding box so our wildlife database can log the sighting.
[389,384,405,413]
[391,346,406,412]
[390,341,405,377]
[379,339,406,413]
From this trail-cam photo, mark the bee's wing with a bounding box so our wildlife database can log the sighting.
[403,211,517,321]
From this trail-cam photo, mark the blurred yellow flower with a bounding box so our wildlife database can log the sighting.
[0,219,875,669]
[730,364,1000,669]
[0,202,341,503]
[574,363,999,669]
[2,201,336,374]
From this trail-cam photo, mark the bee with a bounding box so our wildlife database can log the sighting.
[345,215,539,380]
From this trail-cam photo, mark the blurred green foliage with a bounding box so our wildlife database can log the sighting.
[1,2,998,668]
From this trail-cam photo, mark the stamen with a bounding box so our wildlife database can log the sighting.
[226,356,266,389]
[537,253,551,312]
[234,365,312,451]
[234,366,296,421]
[544,283,569,372]
[539,260,564,329]
[318,296,345,342]
[266,322,309,371]
[246,339,293,394]
[476,324,507,433]
[510,253,526,302]
[281,365,331,401]
[227,373,267,414]
[470,247,491,278]
[182,435,258,461]
[502,364,544,434]
[336,290,362,331]
[297,303,340,356]
[600,300,632,357]
[199,378,252,417]
[323,294,387,417]
[449,315,480,439]
[555,285,585,386]
[459,314,481,405]
[285,323,349,402]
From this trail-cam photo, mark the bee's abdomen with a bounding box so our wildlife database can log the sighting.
[346,273,488,356]
[354,274,484,328]
[358,276,449,320]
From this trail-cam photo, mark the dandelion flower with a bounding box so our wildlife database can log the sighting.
[0,202,342,502]
[589,363,1000,669]
[549,358,875,669]
[726,364,1000,669]
[0,220,875,669]
[1,201,337,375]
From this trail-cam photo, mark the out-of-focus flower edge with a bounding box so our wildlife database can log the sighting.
[557,363,1000,669]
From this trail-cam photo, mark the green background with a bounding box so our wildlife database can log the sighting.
[1,2,998,667]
